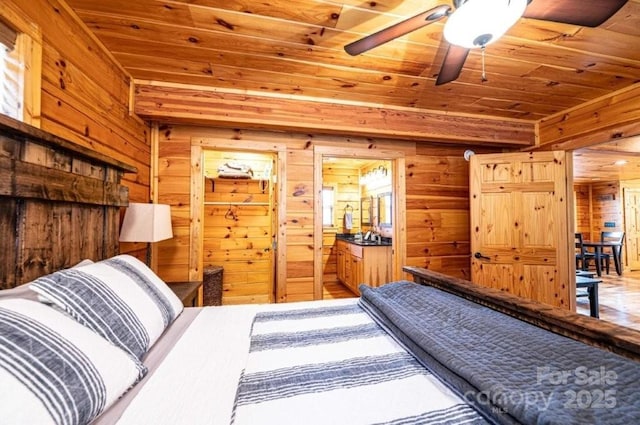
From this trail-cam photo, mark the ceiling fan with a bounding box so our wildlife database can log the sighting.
[344,0,628,85]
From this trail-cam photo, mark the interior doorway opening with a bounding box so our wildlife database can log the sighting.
[202,149,278,304]
[313,147,406,300]
[321,157,394,296]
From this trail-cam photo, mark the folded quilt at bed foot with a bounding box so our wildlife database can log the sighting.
[358,281,640,425]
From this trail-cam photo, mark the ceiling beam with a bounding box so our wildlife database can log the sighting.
[537,82,640,150]
[134,81,535,146]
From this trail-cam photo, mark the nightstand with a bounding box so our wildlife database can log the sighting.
[167,281,203,307]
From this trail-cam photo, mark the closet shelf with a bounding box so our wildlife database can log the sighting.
[204,201,270,206]
[205,176,269,193]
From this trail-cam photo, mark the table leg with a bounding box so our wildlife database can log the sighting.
[594,247,602,277]
[613,248,622,275]
[587,283,599,319]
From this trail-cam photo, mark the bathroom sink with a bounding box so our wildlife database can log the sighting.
[353,240,390,246]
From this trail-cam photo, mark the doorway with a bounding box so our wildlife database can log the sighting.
[313,146,406,299]
[202,150,278,304]
[321,158,394,294]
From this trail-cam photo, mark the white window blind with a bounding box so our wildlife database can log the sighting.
[0,19,21,120]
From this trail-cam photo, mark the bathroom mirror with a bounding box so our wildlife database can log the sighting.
[378,192,392,228]
[361,196,372,226]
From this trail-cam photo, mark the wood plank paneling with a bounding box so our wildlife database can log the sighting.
[405,152,473,279]
[574,184,591,240]
[203,173,274,304]
[0,116,132,288]
[134,83,535,146]
[591,182,623,236]
[156,124,489,302]
[538,84,640,149]
[3,0,150,259]
[67,0,640,122]
[286,148,315,301]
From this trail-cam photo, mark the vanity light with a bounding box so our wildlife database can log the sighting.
[360,166,388,185]
[614,160,628,166]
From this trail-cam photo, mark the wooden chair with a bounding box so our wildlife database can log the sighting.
[600,231,625,275]
[575,233,595,271]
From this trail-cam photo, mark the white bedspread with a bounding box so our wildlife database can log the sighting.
[112,298,486,424]
[114,299,356,424]
[231,302,485,425]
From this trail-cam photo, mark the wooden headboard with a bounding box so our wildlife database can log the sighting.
[0,115,136,289]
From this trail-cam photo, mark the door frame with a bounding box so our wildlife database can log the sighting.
[313,145,406,299]
[189,138,288,301]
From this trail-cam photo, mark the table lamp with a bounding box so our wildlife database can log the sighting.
[119,203,173,267]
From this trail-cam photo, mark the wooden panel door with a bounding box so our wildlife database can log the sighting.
[624,188,640,270]
[470,151,574,310]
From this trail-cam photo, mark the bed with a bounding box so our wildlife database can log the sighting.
[2,116,640,425]
[2,258,640,425]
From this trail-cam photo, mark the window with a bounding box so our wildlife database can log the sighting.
[322,186,335,227]
[0,20,21,120]
[0,10,42,127]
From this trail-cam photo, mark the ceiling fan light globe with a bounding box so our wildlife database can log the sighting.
[444,0,527,48]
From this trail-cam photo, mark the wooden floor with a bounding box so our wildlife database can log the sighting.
[324,270,640,332]
[576,269,640,331]
[322,280,356,300]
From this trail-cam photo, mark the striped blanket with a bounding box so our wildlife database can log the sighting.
[231,304,488,425]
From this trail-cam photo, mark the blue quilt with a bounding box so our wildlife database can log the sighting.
[359,281,640,425]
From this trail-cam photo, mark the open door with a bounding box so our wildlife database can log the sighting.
[470,151,574,310]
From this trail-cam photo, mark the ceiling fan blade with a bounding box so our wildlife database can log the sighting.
[435,44,469,85]
[523,0,628,27]
[344,4,451,56]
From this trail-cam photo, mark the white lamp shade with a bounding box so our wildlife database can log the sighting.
[119,203,173,243]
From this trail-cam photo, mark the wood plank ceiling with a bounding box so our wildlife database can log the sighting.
[66,0,640,181]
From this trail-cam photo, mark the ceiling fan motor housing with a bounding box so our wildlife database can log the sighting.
[473,33,493,47]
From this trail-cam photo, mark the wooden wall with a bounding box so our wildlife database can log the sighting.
[574,184,592,239]
[155,124,484,300]
[202,151,275,305]
[591,182,623,236]
[574,181,623,241]
[538,84,640,150]
[2,0,149,259]
[404,146,473,280]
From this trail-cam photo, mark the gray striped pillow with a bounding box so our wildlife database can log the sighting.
[30,255,184,360]
[0,298,146,425]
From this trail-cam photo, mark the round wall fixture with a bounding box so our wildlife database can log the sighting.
[464,150,475,161]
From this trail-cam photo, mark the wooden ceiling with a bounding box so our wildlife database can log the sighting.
[574,135,640,183]
[67,0,640,122]
[66,0,640,182]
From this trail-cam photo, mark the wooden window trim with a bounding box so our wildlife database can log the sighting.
[0,3,42,127]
